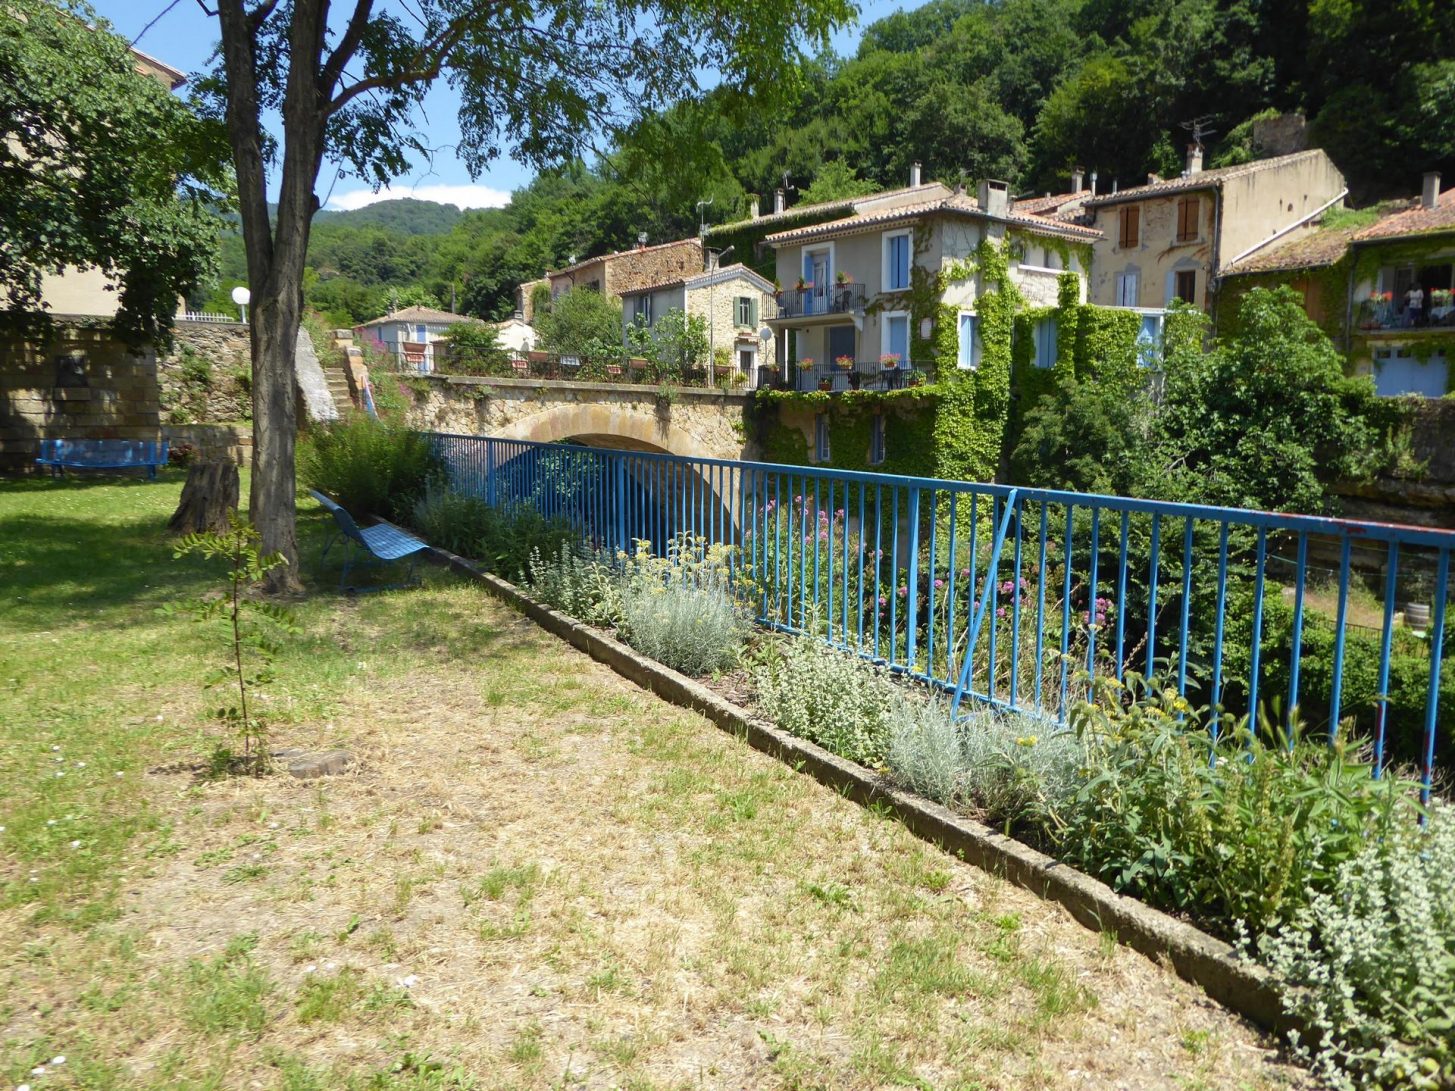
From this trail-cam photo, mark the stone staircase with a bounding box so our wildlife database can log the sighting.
[322,366,355,416]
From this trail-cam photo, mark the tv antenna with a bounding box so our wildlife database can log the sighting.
[696,197,713,235]
[1180,116,1217,147]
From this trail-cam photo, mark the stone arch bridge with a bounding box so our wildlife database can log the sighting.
[402,374,756,462]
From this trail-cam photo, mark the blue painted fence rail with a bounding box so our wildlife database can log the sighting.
[424,432,1455,797]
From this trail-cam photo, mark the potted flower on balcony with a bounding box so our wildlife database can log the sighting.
[834,354,854,370]
[796,276,811,292]
[879,353,901,371]
[835,270,850,286]
[906,368,927,388]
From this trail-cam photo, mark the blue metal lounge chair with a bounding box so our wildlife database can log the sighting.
[309,489,428,592]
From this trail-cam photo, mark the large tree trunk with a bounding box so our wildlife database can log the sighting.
[168,461,241,535]
[248,293,304,591]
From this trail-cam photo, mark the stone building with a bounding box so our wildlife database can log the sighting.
[1081,147,1348,313]
[546,238,705,302]
[617,264,776,384]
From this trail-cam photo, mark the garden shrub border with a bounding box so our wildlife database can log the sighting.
[425,539,1290,1035]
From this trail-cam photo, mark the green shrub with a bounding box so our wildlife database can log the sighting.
[411,486,498,557]
[753,634,900,767]
[1257,800,1455,1090]
[300,416,437,522]
[1054,676,1421,937]
[618,579,746,676]
[612,536,748,676]
[886,702,1081,832]
[526,542,623,629]
[484,505,576,579]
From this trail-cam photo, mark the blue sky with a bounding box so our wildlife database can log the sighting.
[94,0,902,212]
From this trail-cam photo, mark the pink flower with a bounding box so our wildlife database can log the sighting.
[898,587,908,597]
[996,606,1006,618]
[959,568,970,580]
[999,579,1014,594]
[934,579,944,589]
[878,596,887,607]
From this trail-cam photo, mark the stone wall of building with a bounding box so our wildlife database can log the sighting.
[685,279,775,381]
[398,374,754,462]
[0,319,253,470]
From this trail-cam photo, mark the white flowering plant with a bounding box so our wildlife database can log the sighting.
[1256,800,1455,1090]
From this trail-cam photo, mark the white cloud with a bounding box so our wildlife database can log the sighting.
[323,182,512,212]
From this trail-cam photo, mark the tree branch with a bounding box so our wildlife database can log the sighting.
[319,0,374,98]
[247,0,280,31]
[325,19,470,117]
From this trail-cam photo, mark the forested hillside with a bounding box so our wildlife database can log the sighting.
[203,0,1455,328]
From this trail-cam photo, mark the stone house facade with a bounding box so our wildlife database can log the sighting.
[618,264,776,384]
[547,239,705,303]
[763,181,1099,390]
[1082,147,1348,314]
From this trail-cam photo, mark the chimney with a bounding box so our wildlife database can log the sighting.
[1147,173,1161,185]
[1111,180,1118,194]
[1423,171,1441,210]
[1071,167,1084,193]
[774,188,785,214]
[1089,170,1098,196]
[1186,143,1204,175]
[910,161,922,188]
[749,196,760,220]
[977,179,1010,218]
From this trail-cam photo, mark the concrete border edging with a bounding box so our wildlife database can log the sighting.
[432,546,1289,1034]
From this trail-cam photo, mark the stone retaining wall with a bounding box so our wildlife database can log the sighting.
[0,319,252,470]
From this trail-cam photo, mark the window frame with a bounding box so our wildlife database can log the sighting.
[881,309,910,369]
[1118,205,1140,250]
[814,414,831,462]
[883,229,913,292]
[1176,196,1200,243]
[1114,270,1140,308]
[1032,317,1057,369]
[1174,269,1197,305]
[869,413,886,466]
[957,312,979,370]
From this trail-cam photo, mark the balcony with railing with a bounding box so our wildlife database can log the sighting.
[1356,292,1455,333]
[772,282,867,322]
[785,357,932,392]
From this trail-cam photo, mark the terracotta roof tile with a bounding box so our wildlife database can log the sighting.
[1083,150,1326,209]
[763,192,1101,246]
[359,305,475,327]
[1353,188,1455,242]
[705,183,948,235]
[547,237,701,279]
[1012,190,1091,216]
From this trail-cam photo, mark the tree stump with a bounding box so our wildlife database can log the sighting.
[168,461,240,536]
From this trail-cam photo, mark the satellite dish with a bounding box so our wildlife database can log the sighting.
[758,326,773,343]
[231,286,251,306]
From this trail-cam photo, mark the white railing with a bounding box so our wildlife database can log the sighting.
[181,311,237,324]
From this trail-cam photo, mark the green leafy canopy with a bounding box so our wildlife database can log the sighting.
[0,0,229,346]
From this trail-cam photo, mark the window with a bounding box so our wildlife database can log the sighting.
[883,313,910,368]
[884,231,912,291]
[828,325,856,367]
[1176,197,1200,242]
[1174,270,1197,305]
[805,246,832,314]
[869,414,886,466]
[1042,247,1062,271]
[415,323,427,342]
[957,313,979,370]
[634,294,651,324]
[1032,318,1057,369]
[815,415,831,462]
[1114,270,1140,307]
[735,295,757,328]
[1118,206,1140,249]
[1136,312,1165,368]
[739,348,755,372]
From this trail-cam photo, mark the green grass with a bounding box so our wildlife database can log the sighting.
[0,473,1296,1090]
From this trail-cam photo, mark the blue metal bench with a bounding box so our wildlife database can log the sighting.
[309,489,428,591]
[35,438,169,479]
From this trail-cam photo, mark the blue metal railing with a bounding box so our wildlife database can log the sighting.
[424,433,1455,797]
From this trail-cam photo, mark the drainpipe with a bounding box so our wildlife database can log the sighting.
[1208,187,1223,339]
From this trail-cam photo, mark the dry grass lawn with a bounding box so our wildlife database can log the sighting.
[0,476,1307,1090]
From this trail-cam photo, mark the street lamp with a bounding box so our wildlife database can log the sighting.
[231,285,251,325]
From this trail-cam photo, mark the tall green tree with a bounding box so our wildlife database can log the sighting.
[197,0,853,592]
[0,1,226,346]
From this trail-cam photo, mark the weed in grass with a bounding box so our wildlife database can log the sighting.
[296,968,366,1024]
[463,863,540,904]
[1018,955,1094,1020]
[183,941,272,1038]
[802,880,856,912]
[507,1020,545,1066]
[874,933,982,1003]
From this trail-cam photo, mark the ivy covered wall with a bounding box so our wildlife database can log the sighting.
[753,237,1182,485]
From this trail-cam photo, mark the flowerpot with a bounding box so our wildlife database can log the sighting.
[1405,602,1432,629]
[818,379,833,392]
